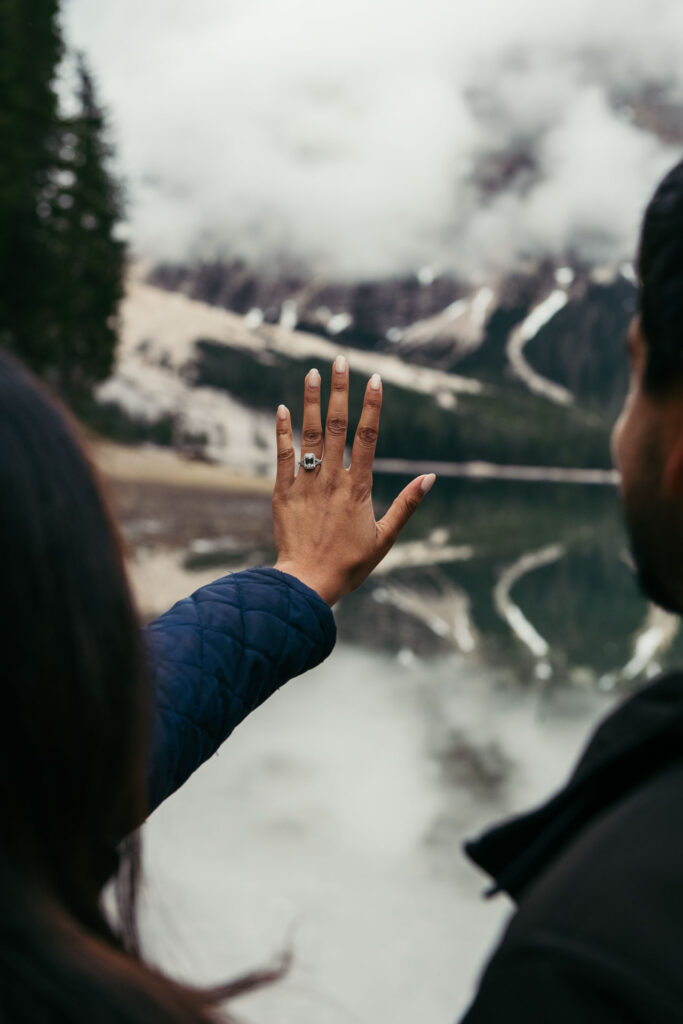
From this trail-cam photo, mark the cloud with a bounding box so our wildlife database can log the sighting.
[61,0,683,279]
[462,87,677,275]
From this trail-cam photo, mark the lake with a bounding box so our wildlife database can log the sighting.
[129,472,672,1023]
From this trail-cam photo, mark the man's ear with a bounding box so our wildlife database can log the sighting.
[629,315,648,373]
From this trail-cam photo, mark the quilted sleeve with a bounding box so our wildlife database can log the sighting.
[143,567,336,813]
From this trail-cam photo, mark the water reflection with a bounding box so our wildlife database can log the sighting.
[142,646,613,1024]
[337,476,677,691]
[128,472,666,1022]
[119,470,679,691]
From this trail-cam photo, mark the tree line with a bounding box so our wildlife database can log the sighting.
[0,0,124,402]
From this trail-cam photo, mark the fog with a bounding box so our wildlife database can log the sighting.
[141,645,611,1024]
[62,0,683,279]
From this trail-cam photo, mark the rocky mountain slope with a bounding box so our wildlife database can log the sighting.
[100,257,635,474]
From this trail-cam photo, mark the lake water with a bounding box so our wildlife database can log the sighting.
[137,475,673,1023]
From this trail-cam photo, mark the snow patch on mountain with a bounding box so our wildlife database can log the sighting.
[397,285,496,362]
[99,276,486,472]
[507,288,573,404]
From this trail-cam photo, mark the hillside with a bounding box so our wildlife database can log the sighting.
[97,259,635,473]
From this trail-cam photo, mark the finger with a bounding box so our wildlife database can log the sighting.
[350,373,382,483]
[274,404,295,489]
[300,367,323,471]
[376,474,436,549]
[323,354,349,469]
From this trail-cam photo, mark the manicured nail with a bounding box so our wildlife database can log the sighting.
[308,368,320,387]
[335,354,346,374]
[420,473,436,494]
[277,404,288,420]
[370,373,381,390]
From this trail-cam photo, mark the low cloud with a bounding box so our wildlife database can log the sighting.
[62,0,683,280]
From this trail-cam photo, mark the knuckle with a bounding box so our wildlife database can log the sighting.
[332,377,347,392]
[351,480,370,502]
[302,427,323,446]
[364,393,382,410]
[381,526,398,550]
[326,415,347,436]
[356,425,378,448]
[277,448,295,465]
[403,494,419,515]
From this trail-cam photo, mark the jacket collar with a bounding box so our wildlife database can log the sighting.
[464,672,683,901]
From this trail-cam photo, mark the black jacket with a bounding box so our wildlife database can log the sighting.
[462,672,683,1022]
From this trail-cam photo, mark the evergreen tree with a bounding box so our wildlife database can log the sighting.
[50,55,126,398]
[0,2,126,401]
[0,0,64,367]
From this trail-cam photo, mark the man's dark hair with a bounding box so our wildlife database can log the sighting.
[638,156,683,392]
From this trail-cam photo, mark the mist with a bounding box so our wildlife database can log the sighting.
[141,643,610,1024]
[62,0,683,280]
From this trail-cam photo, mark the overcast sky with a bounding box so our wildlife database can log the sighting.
[61,0,683,280]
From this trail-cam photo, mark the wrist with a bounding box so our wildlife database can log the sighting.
[273,561,339,606]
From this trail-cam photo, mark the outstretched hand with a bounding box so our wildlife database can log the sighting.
[272,355,435,606]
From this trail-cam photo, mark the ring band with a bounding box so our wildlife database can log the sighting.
[300,452,323,471]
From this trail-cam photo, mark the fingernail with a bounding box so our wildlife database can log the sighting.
[277,404,288,420]
[308,368,320,387]
[420,473,436,494]
[335,354,346,374]
[370,372,381,390]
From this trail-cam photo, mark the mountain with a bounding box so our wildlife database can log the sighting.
[97,258,637,474]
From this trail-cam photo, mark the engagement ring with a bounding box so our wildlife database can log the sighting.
[300,452,322,471]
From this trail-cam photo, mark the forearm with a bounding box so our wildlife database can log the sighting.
[143,567,336,813]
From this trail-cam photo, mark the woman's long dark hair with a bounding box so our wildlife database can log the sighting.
[0,351,260,1022]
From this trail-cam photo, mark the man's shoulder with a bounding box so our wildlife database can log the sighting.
[502,756,683,992]
[465,671,683,899]
[463,674,683,1022]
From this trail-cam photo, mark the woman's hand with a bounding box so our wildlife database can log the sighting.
[272,355,435,606]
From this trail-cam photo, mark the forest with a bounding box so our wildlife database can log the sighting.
[0,0,124,403]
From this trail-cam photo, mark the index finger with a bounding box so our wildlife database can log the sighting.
[350,373,382,482]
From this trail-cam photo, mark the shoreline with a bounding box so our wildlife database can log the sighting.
[373,459,619,485]
[91,439,619,493]
[90,438,273,494]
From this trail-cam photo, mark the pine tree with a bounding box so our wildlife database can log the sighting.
[0,2,126,401]
[50,54,126,399]
[0,0,64,367]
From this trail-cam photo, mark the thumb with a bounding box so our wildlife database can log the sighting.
[376,474,436,549]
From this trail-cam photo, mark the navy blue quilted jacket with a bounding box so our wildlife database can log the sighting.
[143,567,336,813]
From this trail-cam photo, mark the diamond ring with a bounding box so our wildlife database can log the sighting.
[299,452,323,471]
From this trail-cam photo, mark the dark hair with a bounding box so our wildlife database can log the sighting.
[638,156,683,393]
[0,351,232,1022]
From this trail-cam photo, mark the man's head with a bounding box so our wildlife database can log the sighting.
[612,157,683,613]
